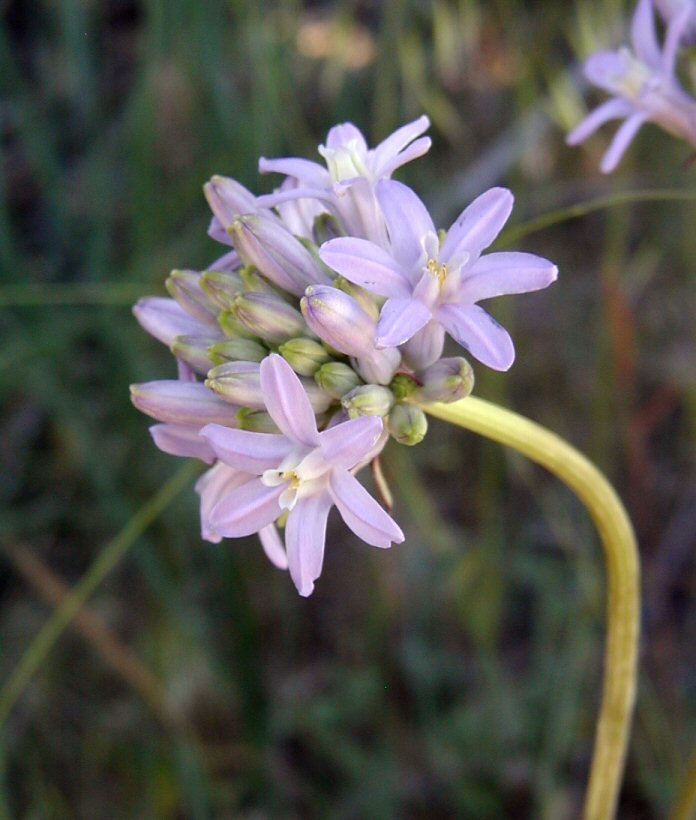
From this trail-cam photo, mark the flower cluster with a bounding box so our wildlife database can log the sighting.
[568,0,696,172]
[131,116,558,596]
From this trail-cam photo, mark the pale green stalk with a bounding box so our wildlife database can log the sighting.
[423,396,640,820]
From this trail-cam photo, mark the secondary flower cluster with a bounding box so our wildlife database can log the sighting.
[131,116,558,595]
[568,0,696,171]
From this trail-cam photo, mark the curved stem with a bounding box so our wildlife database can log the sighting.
[423,396,640,820]
[669,746,696,820]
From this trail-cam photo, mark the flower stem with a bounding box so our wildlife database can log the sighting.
[423,396,640,820]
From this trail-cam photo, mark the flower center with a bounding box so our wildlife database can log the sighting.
[261,448,330,511]
[319,139,370,183]
[426,258,448,286]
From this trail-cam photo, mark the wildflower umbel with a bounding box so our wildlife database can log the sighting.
[131,116,558,595]
[568,0,696,172]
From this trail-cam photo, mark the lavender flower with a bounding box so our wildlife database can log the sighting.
[200,355,403,596]
[319,180,557,371]
[567,0,696,172]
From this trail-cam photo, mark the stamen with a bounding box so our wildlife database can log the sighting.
[426,258,448,285]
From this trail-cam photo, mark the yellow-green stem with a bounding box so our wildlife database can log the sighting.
[423,396,640,820]
[669,746,696,820]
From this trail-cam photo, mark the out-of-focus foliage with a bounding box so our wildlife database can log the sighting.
[0,0,693,817]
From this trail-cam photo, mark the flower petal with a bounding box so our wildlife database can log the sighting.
[260,354,319,446]
[285,493,333,596]
[376,179,435,271]
[258,524,289,570]
[200,424,294,473]
[329,469,404,548]
[566,98,634,146]
[130,381,238,426]
[437,303,515,371]
[133,298,208,347]
[319,237,411,298]
[209,477,283,538]
[325,122,368,152]
[195,463,251,543]
[258,156,329,187]
[376,297,432,347]
[401,320,446,370]
[600,112,648,173]
[377,136,432,178]
[371,115,431,174]
[441,188,514,265]
[631,0,661,67]
[319,416,383,469]
[149,424,215,463]
[459,252,558,303]
[662,4,694,75]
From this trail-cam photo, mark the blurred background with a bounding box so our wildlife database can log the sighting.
[1,0,694,817]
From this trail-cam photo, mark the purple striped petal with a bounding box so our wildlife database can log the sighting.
[376,297,432,347]
[566,98,634,146]
[319,416,383,469]
[200,424,293,473]
[319,238,411,298]
[149,423,215,463]
[459,252,558,303]
[437,303,515,371]
[376,179,435,271]
[260,355,319,446]
[441,188,514,265]
[130,381,239,426]
[258,524,289,570]
[285,493,333,596]
[600,113,648,173]
[402,320,446,370]
[133,298,208,347]
[631,0,661,67]
[209,477,283,538]
[329,469,404,548]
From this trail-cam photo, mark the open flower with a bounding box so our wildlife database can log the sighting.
[319,180,557,371]
[200,354,403,596]
[567,0,696,172]
[256,116,431,244]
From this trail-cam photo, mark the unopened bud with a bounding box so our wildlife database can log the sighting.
[208,338,268,365]
[236,407,278,433]
[314,362,362,399]
[239,265,278,294]
[301,285,375,357]
[171,335,218,373]
[217,309,259,340]
[312,212,342,244]
[232,292,307,344]
[206,361,264,408]
[229,215,330,296]
[335,277,381,321]
[412,357,475,404]
[279,337,330,376]
[387,403,428,446]
[200,270,244,310]
[204,175,257,229]
[341,384,394,419]
[166,270,219,325]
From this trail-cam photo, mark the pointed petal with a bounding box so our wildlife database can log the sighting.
[401,320,446,370]
[459,252,558,303]
[260,354,319,446]
[205,249,241,272]
[631,0,661,67]
[149,424,215,463]
[258,156,329,187]
[209,477,283,538]
[437,303,515,371]
[376,179,435,271]
[441,188,514,264]
[376,297,432,347]
[200,425,294,473]
[130,381,238,426]
[325,122,368,152]
[319,237,411,298]
[371,115,431,174]
[319,416,383,469]
[566,98,634,145]
[285,493,333,596]
[133,298,208,347]
[662,3,693,75]
[258,524,289,570]
[378,137,432,178]
[329,469,404,548]
[600,113,647,173]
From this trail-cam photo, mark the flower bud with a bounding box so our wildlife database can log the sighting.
[232,292,308,344]
[165,270,219,325]
[208,338,268,365]
[353,347,401,386]
[133,297,208,347]
[335,277,380,321]
[387,403,428,446]
[130,381,238,426]
[239,265,278,294]
[204,175,257,229]
[236,407,278,433]
[412,357,475,404]
[229,215,330,296]
[312,212,343,244]
[301,285,375,357]
[314,361,363,399]
[341,384,394,419]
[278,337,330,376]
[200,270,244,310]
[217,309,259,340]
[170,334,218,374]
[205,361,264,408]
